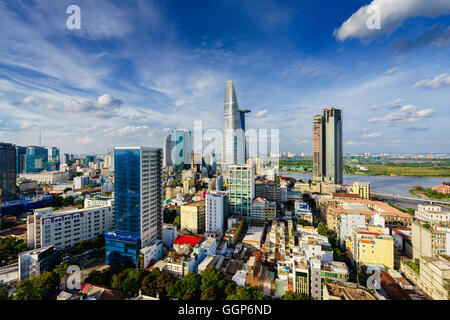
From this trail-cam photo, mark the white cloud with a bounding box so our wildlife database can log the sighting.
[369,104,434,124]
[362,132,382,138]
[97,94,123,108]
[116,125,154,137]
[370,98,404,110]
[294,139,310,145]
[345,141,365,146]
[386,67,400,75]
[13,95,41,107]
[76,136,96,145]
[414,73,450,88]
[255,109,268,118]
[334,0,450,41]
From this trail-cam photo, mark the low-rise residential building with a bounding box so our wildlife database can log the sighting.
[243,226,265,250]
[352,182,370,200]
[392,227,413,258]
[401,254,450,300]
[324,198,412,232]
[433,185,450,195]
[347,226,394,269]
[412,220,449,259]
[18,246,61,280]
[27,199,115,249]
[338,212,366,247]
[294,200,313,224]
[415,205,450,224]
[19,171,69,185]
[74,175,90,190]
[139,240,163,269]
[180,200,205,234]
[251,197,266,222]
[162,224,177,248]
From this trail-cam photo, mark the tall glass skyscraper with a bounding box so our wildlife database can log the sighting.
[105,147,163,266]
[15,146,26,174]
[222,81,250,169]
[173,129,191,171]
[47,147,60,171]
[24,146,48,173]
[312,108,343,185]
[163,133,174,168]
[0,143,17,202]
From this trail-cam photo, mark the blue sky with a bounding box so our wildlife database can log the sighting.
[0,0,449,155]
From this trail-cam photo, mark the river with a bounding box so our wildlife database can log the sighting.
[278,172,448,197]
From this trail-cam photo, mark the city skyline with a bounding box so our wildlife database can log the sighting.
[0,1,449,154]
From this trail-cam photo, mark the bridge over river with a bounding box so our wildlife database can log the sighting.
[372,192,450,206]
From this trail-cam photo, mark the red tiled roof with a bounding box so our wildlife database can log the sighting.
[174,235,203,246]
[358,231,383,236]
[80,283,92,293]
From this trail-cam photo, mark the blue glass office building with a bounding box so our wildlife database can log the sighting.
[105,147,163,267]
[25,146,48,173]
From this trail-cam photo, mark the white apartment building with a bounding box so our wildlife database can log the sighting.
[74,175,90,190]
[19,171,69,184]
[27,198,115,250]
[338,213,366,247]
[162,224,177,248]
[416,204,450,224]
[251,197,266,222]
[205,192,226,235]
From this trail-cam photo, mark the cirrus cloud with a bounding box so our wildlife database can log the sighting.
[414,73,450,88]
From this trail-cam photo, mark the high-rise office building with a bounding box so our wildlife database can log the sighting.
[0,142,17,202]
[205,192,227,236]
[47,147,60,171]
[105,147,163,266]
[163,133,174,168]
[15,146,26,174]
[173,130,191,171]
[222,81,250,169]
[226,164,254,219]
[25,146,48,173]
[312,108,343,185]
[312,115,324,183]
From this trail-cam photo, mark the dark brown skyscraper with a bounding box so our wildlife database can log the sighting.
[312,108,343,185]
[313,115,323,182]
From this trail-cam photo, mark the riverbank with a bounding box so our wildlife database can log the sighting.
[344,164,450,178]
[408,186,450,201]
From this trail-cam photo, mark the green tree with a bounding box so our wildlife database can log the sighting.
[0,281,9,300]
[111,268,148,297]
[0,237,29,267]
[200,267,225,292]
[201,287,217,300]
[317,222,328,236]
[62,196,75,207]
[167,272,201,300]
[281,291,307,300]
[14,271,60,300]
[141,269,176,299]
